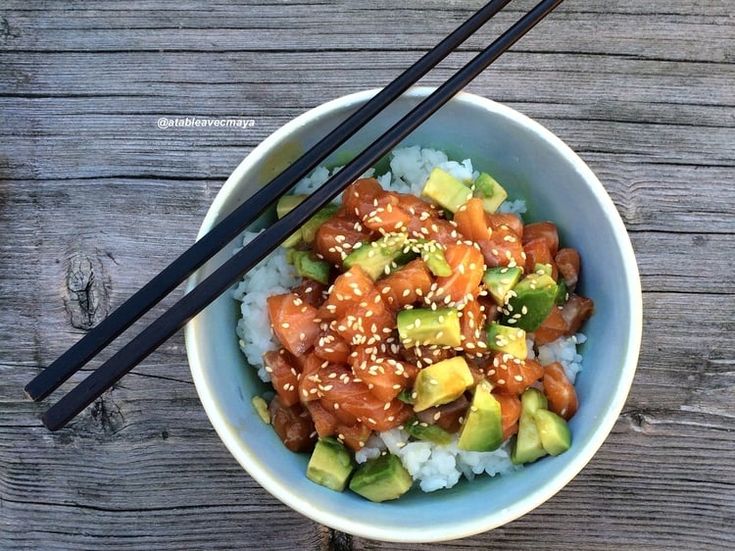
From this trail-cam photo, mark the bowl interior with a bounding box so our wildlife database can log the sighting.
[185,89,641,542]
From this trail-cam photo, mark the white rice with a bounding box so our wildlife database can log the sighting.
[232,146,587,492]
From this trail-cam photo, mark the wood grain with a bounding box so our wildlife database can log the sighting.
[1,0,734,549]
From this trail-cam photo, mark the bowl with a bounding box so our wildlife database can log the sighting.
[184,87,642,542]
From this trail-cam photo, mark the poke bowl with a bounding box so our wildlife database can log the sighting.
[184,87,642,542]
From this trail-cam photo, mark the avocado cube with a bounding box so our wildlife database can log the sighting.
[554,279,568,305]
[349,453,413,502]
[534,409,572,456]
[343,233,408,280]
[251,396,270,424]
[487,323,527,359]
[534,263,553,277]
[511,388,549,465]
[419,241,453,277]
[307,437,356,492]
[422,167,473,213]
[404,417,453,445]
[457,380,504,452]
[276,194,306,219]
[473,172,508,214]
[483,266,523,306]
[291,251,331,285]
[503,273,558,332]
[302,204,339,243]
[412,356,474,412]
[397,307,461,347]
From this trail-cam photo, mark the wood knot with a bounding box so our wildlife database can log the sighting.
[64,253,110,330]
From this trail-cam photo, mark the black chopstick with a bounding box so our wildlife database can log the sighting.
[24,0,514,404]
[41,0,564,431]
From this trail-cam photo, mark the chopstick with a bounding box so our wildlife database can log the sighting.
[41,0,564,431]
[24,0,514,403]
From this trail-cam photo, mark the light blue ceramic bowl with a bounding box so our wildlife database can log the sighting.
[184,88,642,542]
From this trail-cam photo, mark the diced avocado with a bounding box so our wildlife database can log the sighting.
[397,389,414,404]
[458,380,503,452]
[420,242,452,277]
[422,167,473,213]
[343,233,407,280]
[349,453,413,502]
[483,266,523,306]
[397,307,461,347]
[487,323,527,359]
[412,356,474,412]
[307,437,356,492]
[276,194,306,219]
[291,251,330,285]
[554,279,568,305]
[503,273,558,332]
[405,417,453,445]
[534,409,572,456]
[302,204,340,243]
[251,396,270,424]
[511,388,549,465]
[473,172,508,214]
[534,263,553,277]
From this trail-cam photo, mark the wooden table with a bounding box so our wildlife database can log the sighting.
[1,1,733,548]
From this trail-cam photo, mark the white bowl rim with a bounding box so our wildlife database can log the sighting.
[184,87,643,542]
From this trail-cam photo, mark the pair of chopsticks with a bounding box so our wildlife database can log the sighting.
[26,0,564,431]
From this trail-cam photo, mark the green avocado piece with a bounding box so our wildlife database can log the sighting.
[412,356,474,412]
[534,263,553,277]
[554,279,569,305]
[511,388,549,465]
[473,172,508,214]
[396,389,414,404]
[291,251,331,285]
[418,241,452,277]
[483,266,523,306]
[276,194,306,219]
[251,396,270,424]
[343,233,407,280]
[397,307,461,347]
[503,273,558,332]
[302,204,339,244]
[405,417,453,445]
[487,323,527,359]
[458,380,504,452]
[534,409,572,456]
[307,437,356,492]
[349,453,413,502]
[422,167,473,213]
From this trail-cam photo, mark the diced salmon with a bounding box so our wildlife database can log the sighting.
[398,343,455,367]
[406,215,458,246]
[362,193,412,233]
[454,198,492,242]
[487,213,524,239]
[543,362,578,420]
[534,306,568,346]
[268,396,316,453]
[291,279,326,308]
[479,224,525,270]
[320,396,359,426]
[319,365,412,431]
[415,395,470,433]
[487,354,544,395]
[304,400,338,438]
[343,178,384,217]
[523,238,558,279]
[555,248,581,291]
[561,294,594,334]
[523,221,559,256]
[335,289,395,345]
[314,213,373,265]
[298,353,326,403]
[434,243,485,303]
[267,293,320,357]
[377,259,433,311]
[350,346,418,401]
[263,349,301,407]
[493,392,522,440]
[396,193,440,219]
[318,265,375,321]
[335,422,373,452]
[313,329,351,364]
[459,298,486,353]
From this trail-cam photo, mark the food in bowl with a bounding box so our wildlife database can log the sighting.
[233,146,593,502]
